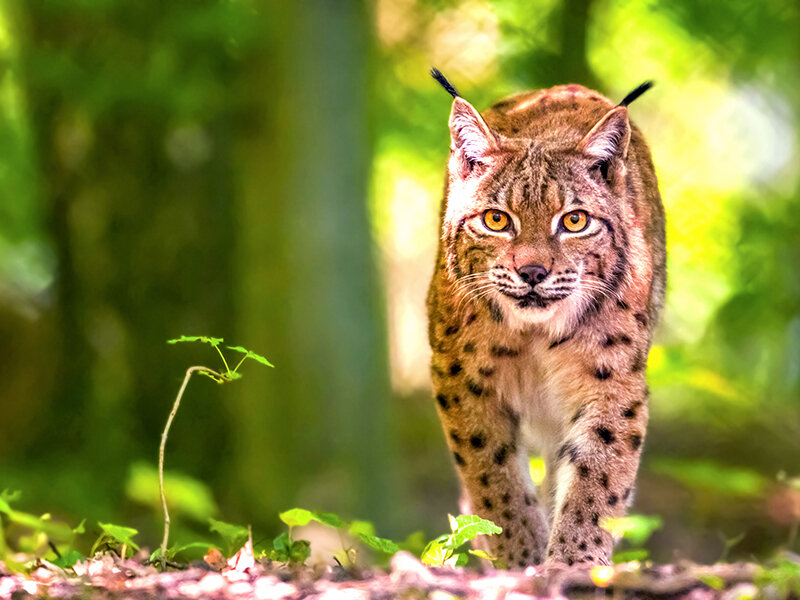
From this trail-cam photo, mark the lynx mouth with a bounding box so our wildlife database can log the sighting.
[498,288,563,309]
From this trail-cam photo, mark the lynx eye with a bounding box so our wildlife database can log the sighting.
[483,209,510,232]
[561,210,589,233]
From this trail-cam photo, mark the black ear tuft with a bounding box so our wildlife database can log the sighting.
[618,81,654,107]
[431,67,460,99]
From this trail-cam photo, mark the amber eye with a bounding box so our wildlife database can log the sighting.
[483,209,510,232]
[561,210,589,233]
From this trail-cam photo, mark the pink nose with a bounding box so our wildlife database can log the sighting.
[518,263,548,285]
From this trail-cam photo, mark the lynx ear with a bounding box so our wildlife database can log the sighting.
[449,97,497,177]
[578,106,631,162]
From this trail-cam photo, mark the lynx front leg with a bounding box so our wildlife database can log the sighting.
[432,364,549,568]
[546,374,649,566]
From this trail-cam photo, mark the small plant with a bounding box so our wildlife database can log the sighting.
[91,522,140,559]
[421,514,502,567]
[275,508,400,565]
[600,514,662,563]
[0,490,86,570]
[158,336,273,567]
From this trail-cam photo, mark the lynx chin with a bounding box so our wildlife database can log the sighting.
[426,69,665,569]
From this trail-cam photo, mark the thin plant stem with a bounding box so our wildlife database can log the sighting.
[159,365,224,568]
[214,346,232,375]
[232,355,248,374]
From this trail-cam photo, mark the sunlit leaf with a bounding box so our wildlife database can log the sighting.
[126,462,218,522]
[0,498,75,542]
[449,514,502,548]
[167,335,223,347]
[399,530,427,555]
[601,514,661,546]
[279,508,315,528]
[209,518,248,555]
[278,508,343,529]
[348,520,375,537]
[51,549,85,569]
[468,548,494,561]
[312,511,344,528]
[226,345,274,367]
[356,533,399,555]
[652,458,766,497]
[98,522,139,551]
[699,574,725,590]
[612,549,649,563]
[421,539,451,566]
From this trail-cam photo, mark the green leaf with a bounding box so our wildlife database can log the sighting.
[468,548,495,561]
[167,542,218,562]
[167,335,224,348]
[208,518,248,555]
[612,549,649,563]
[399,531,427,555]
[72,520,86,535]
[279,508,315,528]
[453,552,469,567]
[269,531,291,561]
[699,574,725,590]
[51,549,84,568]
[652,458,765,497]
[0,490,21,504]
[601,514,662,546]
[348,520,375,537]
[421,539,451,566]
[126,462,218,522]
[288,539,311,563]
[225,345,274,367]
[0,498,75,542]
[278,508,343,529]
[98,522,139,551]
[312,511,344,528]
[449,514,502,548]
[356,533,399,555]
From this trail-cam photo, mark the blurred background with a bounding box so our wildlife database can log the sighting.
[0,0,798,564]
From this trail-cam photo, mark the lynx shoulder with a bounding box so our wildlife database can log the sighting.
[427,70,665,568]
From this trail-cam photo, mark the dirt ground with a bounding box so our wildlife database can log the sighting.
[0,550,775,599]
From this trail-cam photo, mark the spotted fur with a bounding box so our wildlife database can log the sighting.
[427,76,665,569]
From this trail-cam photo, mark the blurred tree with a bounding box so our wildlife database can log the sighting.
[230,0,394,528]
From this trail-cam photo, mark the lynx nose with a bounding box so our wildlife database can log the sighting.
[518,263,549,285]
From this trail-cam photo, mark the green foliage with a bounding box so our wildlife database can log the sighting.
[92,522,140,557]
[158,336,272,566]
[268,531,311,564]
[276,508,400,563]
[125,462,218,522]
[167,335,224,347]
[0,491,76,543]
[208,518,248,556]
[150,542,215,564]
[602,514,662,563]
[652,459,766,498]
[225,345,274,368]
[421,514,502,568]
[756,558,800,597]
[167,335,273,382]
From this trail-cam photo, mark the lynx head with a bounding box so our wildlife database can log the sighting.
[438,76,651,336]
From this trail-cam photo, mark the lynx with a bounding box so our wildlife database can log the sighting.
[426,69,666,568]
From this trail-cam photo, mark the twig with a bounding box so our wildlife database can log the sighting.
[159,365,224,569]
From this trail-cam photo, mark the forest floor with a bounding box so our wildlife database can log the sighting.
[1,550,789,599]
